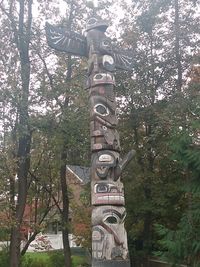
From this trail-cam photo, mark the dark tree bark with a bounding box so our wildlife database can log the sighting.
[60,52,73,267]
[60,149,72,267]
[7,0,33,266]
[59,2,75,266]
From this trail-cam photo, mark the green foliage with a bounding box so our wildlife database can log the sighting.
[48,251,65,267]
[155,211,200,266]
[155,121,200,266]
[21,256,47,267]
[116,0,200,263]
[72,255,89,267]
[170,127,200,173]
[20,251,87,267]
[71,184,92,250]
[0,228,10,242]
[0,248,9,267]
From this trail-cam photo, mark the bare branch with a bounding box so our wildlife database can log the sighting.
[33,46,54,90]
[44,186,63,214]
[0,1,19,47]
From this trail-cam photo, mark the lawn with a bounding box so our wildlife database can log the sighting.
[0,247,90,267]
[22,248,89,267]
[24,252,49,261]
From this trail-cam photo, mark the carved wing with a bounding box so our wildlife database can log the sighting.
[45,22,87,57]
[113,50,134,71]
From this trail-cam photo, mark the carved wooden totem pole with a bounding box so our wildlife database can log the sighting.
[46,16,134,267]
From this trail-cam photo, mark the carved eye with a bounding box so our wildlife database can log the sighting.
[95,74,103,80]
[88,18,97,25]
[102,40,110,47]
[93,73,114,84]
[96,184,108,193]
[105,216,118,224]
[94,104,109,116]
[99,154,113,162]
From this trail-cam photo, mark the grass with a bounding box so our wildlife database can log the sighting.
[72,255,87,266]
[22,248,89,267]
[0,247,89,267]
[25,252,50,261]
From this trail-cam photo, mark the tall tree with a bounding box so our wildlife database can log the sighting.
[114,0,200,263]
[0,0,88,265]
[0,1,33,266]
[45,1,89,265]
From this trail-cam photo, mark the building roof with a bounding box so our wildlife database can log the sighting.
[66,165,90,184]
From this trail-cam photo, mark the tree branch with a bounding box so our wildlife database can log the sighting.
[0,1,19,48]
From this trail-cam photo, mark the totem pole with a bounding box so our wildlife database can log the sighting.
[46,16,134,267]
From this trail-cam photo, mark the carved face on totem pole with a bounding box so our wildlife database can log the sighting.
[46,16,134,267]
[92,206,128,260]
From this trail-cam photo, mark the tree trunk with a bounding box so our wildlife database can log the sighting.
[10,124,31,267]
[60,150,72,267]
[9,0,32,266]
[10,227,21,267]
[59,9,73,261]
[59,55,72,265]
[20,232,39,256]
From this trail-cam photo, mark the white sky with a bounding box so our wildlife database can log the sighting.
[90,0,132,8]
